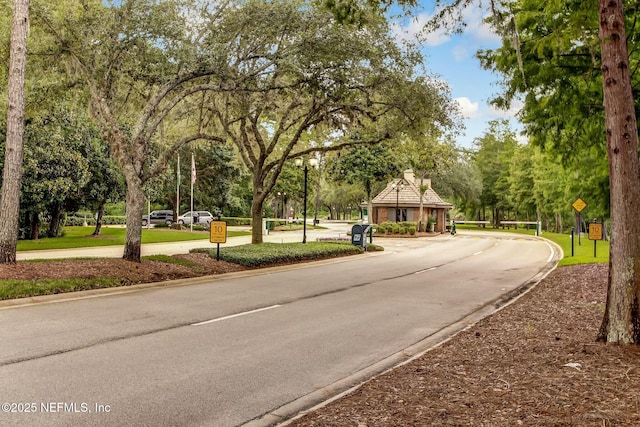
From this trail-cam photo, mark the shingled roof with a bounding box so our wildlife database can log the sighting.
[371,170,452,209]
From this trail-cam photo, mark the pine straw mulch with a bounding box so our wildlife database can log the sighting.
[0,253,249,286]
[289,264,640,427]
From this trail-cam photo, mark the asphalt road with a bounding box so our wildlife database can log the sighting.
[0,230,558,426]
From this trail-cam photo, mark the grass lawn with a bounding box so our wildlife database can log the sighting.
[16,226,251,251]
[544,231,609,266]
[456,225,609,266]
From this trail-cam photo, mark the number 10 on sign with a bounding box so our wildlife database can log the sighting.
[209,221,227,261]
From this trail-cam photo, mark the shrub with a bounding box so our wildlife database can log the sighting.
[377,224,386,234]
[192,242,363,267]
[365,243,385,252]
[64,216,92,226]
[392,225,400,234]
[400,226,407,234]
[221,217,252,226]
[409,226,416,235]
[427,215,436,230]
[66,215,126,226]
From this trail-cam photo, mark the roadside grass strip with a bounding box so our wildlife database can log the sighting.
[0,278,122,301]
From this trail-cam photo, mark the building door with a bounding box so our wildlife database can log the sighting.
[388,208,407,222]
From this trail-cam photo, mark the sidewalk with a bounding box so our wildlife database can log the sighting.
[16,222,355,261]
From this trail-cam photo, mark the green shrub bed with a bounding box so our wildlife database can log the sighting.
[192,242,365,267]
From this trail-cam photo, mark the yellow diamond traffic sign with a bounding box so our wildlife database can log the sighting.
[572,197,587,213]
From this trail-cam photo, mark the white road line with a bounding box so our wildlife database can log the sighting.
[544,241,555,263]
[191,305,282,326]
[417,267,438,275]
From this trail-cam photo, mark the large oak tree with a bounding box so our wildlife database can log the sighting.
[197,1,456,242]
[35,0,226,261]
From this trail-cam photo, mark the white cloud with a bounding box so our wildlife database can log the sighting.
[454,97,481,119]
[515,132,529,145]
[452,44,468,61]
[391,1,501,56]
[488,99,524,118]
[459,4,501,45]
[391,14,451,46]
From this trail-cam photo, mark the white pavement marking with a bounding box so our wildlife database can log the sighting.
[414,267,437,275]
[191,305,282,326]
[544,241,555,263]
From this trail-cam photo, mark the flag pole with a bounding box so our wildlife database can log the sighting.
[176,154,180,228]
[190,153,195,232]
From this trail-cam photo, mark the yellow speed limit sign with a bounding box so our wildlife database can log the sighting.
[209,221,227,243]
[588,222,603,241]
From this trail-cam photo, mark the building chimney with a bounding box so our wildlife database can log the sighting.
[403,169,415,184]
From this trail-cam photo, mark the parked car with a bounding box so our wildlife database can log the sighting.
[142,210,174,226]
[177,211,214,225]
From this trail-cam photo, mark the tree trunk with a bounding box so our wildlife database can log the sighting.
[597,0,640,344]
[251,197,264,244]
[250,176,267,244]
[29,211,39,240]
[0,0,29,264]
[554,212,562,234]
[48,202,62,238]
[123,176,145,262]
[93,202,105,236]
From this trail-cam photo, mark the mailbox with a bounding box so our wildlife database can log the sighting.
[351,224,371,248]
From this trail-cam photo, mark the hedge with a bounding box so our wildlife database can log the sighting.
[64,215,127,226]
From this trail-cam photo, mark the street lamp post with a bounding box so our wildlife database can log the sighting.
[295,157,318,243]
[282,192,286,219]
[276,192,281,219]
[392,181,404,222]
[276,192,286,219]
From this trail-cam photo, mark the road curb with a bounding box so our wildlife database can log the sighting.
[0,252,385,310]
[244,235,563,427]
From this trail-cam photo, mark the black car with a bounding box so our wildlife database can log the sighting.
[142,210,174,226]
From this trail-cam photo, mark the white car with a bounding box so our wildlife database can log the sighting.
[177,211,214,225]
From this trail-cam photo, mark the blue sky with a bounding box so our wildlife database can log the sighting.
[390,1,524,148]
